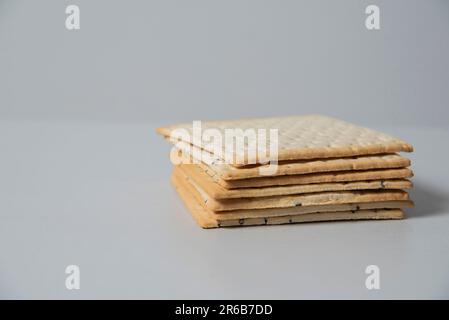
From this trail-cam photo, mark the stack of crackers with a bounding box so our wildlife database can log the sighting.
[157,115,414,228]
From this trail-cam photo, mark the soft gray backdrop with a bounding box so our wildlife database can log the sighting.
[1,0,449,126]
[1,0,449,299]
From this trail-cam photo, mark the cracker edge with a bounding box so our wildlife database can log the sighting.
[172,174,405,228]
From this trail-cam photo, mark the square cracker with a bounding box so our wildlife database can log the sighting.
[176,164,412,199]
[199,164,414,189]
[173,169,410,211]
[157,114,413,165]
[172,171,413,220]
[175,143,410,179]
[172,175,405,228]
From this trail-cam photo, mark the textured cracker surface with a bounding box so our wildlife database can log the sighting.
[172,174,405,228]
[157,114,413,165]
[176,165,412,199]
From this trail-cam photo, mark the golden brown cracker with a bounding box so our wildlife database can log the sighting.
[173,168,410,211]
[177,164,412,199]
[172,175,405,228]
[157,115,413,165]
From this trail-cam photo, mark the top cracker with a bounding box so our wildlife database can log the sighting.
[157,114,413,165]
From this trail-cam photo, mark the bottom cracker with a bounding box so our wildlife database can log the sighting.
[172,170,413,220]
[172,175,405,229]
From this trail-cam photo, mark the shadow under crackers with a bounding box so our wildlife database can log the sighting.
[407,180,449,218]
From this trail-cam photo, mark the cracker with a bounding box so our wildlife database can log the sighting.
[172,171,413,220]
[214,154,411,180]
[157,114,413,165]
[218,168,414,189]
[215,203,411,221]
[175,144,410,180]
[172,175,405,228]
[173,169,410,211]
[218,210,405,228]
[174,171,413,219]
[177,164,412,199]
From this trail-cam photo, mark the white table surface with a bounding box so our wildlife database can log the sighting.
[1,119,448,299]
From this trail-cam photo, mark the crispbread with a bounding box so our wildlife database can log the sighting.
[214,154,410,180]
[173,169,410,211]
[171,171,413,220]
[215,203,411,221]
[219,210,405,227]
[157,115,413,166]
[176,164,412,199]
[175,144,410,179]
[172,175,405,228]
[217,168,413,189]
